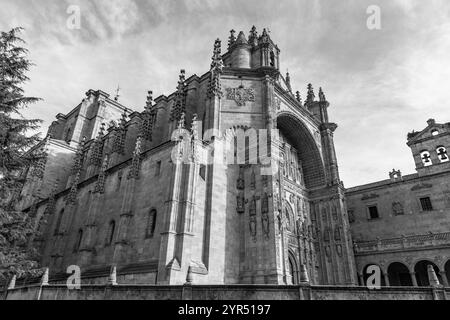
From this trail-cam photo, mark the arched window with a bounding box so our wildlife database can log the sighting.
[414,260,442,286]
[54,209,64,235]
[420,151,432,166]
[387,262,412,286]
[146,209,157,238]
[74,229,83,252]
[436,146,449,163]
[431,129,439,136]
[105,220,115,246]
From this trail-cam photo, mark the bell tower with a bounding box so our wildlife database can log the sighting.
[407,119,450,176]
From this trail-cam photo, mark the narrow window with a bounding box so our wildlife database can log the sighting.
[368,206,379,220]
[106,220,116,246]
[146,209,157,238]
[116,171,123,191]
[54,209,64,235]
[436,147,449,163]
[420,197,433,211]
[155,161,162,177]
[74,229,83,252]
[420,151,432,166]
[270,51,275,67]
[199,164,206,181]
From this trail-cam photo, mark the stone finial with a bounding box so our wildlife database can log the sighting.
[185,266,193,285]
[300,264,310,283]
[208,39,224,99]
[249,26,258,46]
[295,91,302,104]
[286,71,292,92]
[145,91,153,112]
[389,169,402,180]
[427,119,436,126]
[260,28,270,43]
[94,155,109,194]
[319,87,326,102]
[114,85,120,101]
[41,268,49,286]
[228,29,236,49]
[8,275,16,290]
[305,84,315,107]
[108,265,118,286]
[128,136,142,180]
[427,265,441,287]
[170,70,187,122]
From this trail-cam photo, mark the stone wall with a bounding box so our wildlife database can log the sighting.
[4,283,449,300]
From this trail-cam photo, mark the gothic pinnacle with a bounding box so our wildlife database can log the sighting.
[228,29,236,49]
[306,83,315,106]
[286,70,292,92]
[319,87,326,102]
[145,91,153,112]
[296,91,302,104]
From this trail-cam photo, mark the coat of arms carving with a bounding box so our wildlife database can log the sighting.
[226,85,255,106]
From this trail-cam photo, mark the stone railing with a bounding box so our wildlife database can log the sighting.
[354,232,450,254]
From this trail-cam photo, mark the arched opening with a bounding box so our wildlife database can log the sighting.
[436,146,449,163]
[288,251,299,285]
[420,150,432,166]
[388,262,412,286]
[445,260,450,286]
[414,260,441,286]
[362,264,386,287]
[277,113,325,189]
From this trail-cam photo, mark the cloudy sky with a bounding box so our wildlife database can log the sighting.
[1,0,449,187]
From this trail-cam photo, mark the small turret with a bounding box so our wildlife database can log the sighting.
[229,31,251,68]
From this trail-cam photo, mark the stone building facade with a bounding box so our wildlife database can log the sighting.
[346,119,450,287]
[16,27,449,291]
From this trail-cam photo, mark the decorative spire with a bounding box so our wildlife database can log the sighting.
[94,155,109,194]
[191,114,199,161]
[88,123,105,168]
[170,70,187,122]
[296,91,302,104]
[44,179,59,216]
[30,136,50,180]
[67,136,86,204]
[141,91,157,141]
[111,111,127,155]
[319,87,326,102]
[70,136,86,177]
[286,71,292,92]
[259,28,270,44]
[248,26,258,46]
[207,39,224,99]
[144,91,153,113]
[228,29,236,49]
[114,85,121,102]
[305,84,315,107]
[128,136,142,180]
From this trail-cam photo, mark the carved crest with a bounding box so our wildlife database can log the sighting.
[226,85,255,106]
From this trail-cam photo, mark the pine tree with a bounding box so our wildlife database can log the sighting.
[0,27,43,283]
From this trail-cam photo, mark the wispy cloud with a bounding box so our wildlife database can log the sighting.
[1,0,449,187]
